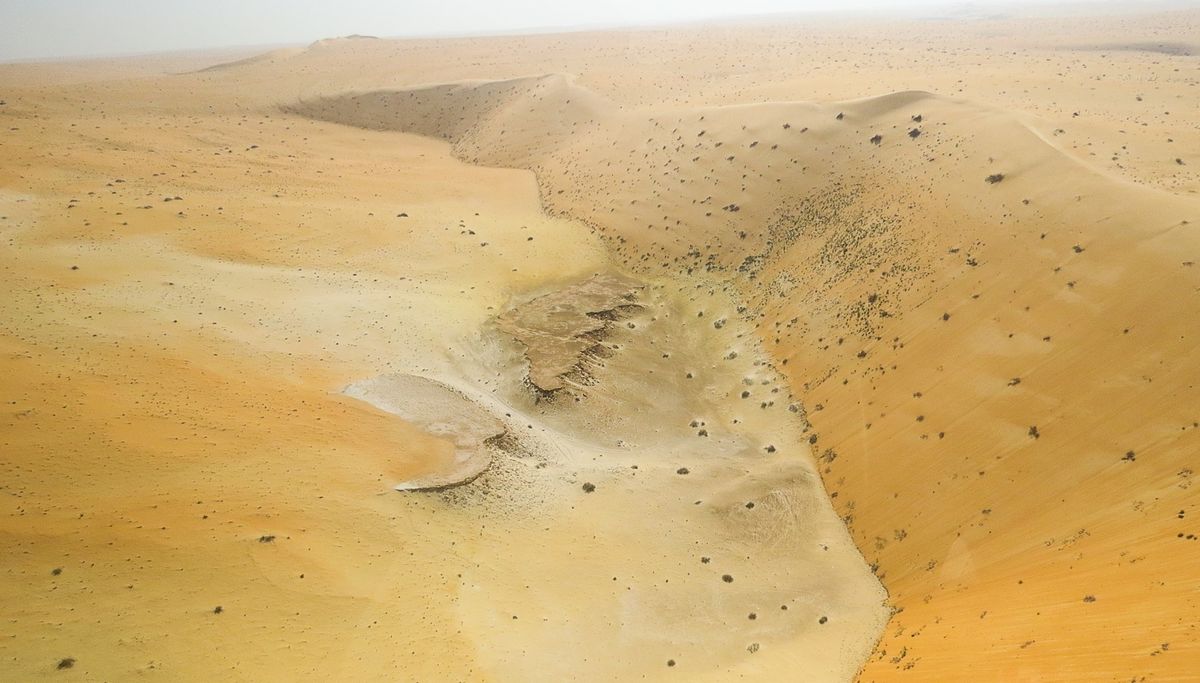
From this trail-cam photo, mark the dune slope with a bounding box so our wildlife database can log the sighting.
[288,74,1200,680]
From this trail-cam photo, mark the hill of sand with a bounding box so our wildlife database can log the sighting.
[2,7,1199,682]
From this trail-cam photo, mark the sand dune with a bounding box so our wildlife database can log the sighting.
[194,48,308,73]
[2,7,1199,682]
[279,65,1199,674]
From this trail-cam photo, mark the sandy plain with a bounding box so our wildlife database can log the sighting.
[2,4,1199,682]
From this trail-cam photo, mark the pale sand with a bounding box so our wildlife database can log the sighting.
[343,374,503,490]
[2,6,1199,682]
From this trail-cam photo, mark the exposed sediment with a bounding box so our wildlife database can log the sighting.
[344,373,504,490]
[495,272,644,394]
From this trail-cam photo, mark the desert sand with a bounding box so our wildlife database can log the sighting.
[2,4,1198,682]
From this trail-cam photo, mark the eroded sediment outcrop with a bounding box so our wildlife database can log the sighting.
[495,273,643,394]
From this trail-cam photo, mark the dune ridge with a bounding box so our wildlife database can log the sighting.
[286,72,1200,679]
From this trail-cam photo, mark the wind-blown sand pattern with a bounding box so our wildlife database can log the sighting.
[2,6,1199,682]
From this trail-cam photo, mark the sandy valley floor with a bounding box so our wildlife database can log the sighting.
[2,5,1199,682]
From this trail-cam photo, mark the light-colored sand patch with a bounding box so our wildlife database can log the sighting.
[344,374,503,490]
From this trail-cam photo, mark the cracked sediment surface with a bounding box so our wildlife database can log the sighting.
[495,273,643,394]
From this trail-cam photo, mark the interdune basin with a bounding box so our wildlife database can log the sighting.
[2,7,1199,682]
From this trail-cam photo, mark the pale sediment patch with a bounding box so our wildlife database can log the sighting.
[343,373,503,490]
[495,272,643,394]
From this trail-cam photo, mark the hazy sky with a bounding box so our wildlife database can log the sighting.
[0,0,1182,62]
